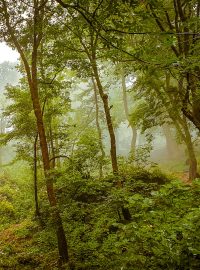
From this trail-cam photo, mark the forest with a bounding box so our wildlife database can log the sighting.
[0,0,200,269]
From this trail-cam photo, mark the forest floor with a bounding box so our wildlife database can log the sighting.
[0,220,60,269]
[0,161,196,269]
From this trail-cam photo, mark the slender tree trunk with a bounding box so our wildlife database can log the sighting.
[91,53,131,220]
[0,118,5,166]
[31,74,69,263]
[78,27,131,220]
[34,134,40,217]
[130,126,137,153]
[49,119,56,169]
[91,56,131,220]
[91,57,118,175]
[92,77,105,179]
[121,68,137,154]
[173,117,197,180]
[55,136,61,168]
[180,116,197,180]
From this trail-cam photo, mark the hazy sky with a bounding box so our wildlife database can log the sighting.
[0,42,19,63]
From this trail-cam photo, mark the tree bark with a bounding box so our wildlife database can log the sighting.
[91,57,118,175]
[179,116,197,180]
[92,77,105,179]
[90,48,131,220]
[121,67,137,155]
[49,119,56,169]
[33,134,40,218]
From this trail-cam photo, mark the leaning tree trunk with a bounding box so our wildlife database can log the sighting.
[91,56,118,175]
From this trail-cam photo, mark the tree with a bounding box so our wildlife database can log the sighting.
[131,69,198,179]
[54,0,119,174]
[121,65,137,154]
[92,77,105,178]
[0,0,69,262]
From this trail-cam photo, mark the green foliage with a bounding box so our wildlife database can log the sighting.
[51,167,200,270]
[0,162,35,226]
[66,127,104,178]
[1,162,200,269]
[0,200,15,222]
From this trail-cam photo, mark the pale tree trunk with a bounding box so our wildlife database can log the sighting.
[92,77,105,179]
[49,119,56,169]
[0,117,5,166]
[162,124,180,159]
[121,67,137,155]
[2,0,69,263]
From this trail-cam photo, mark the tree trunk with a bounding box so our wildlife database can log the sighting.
[30,73,69,263]
[180,116,197,180]
[0,117,5,166]
[34,134,40,217]
[173,116,197,181]
[76,25,131,220]
[162,124,180,159]
[92,77,105,179]
[91,57,118,175]
[121,68,137,154]
[188,147,197,181]
[130,126,137,153]
[55,136,61,168]
[31,39,69,265]
[49,119,56,169]
[91,54,131,220]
